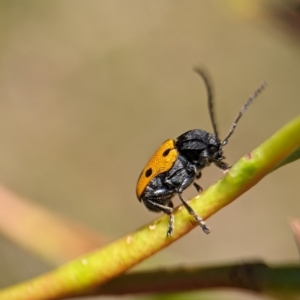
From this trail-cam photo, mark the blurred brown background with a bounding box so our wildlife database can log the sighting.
[0,1,299,299]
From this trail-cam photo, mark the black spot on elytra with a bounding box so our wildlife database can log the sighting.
[145,168,152,177]
[162,148,171,157]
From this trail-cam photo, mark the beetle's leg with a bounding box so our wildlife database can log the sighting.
[196,172,202,179]
[214,160,229,171]
[166,202,174,237]
[194,172,203,192]
[143,199,175,237]
[193,182,203,192]
[178,193,210,234]
[201,154,229,171]
[143,199,173,214]
[209,157,229,170]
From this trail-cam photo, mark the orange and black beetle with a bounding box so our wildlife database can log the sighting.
[136,68,266,237]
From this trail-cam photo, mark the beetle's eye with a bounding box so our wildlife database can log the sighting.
[162,149,171,157]
[145,168,152,177]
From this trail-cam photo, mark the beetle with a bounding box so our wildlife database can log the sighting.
[136,68,266,237]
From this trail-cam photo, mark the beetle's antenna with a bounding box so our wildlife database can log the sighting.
[194,68,219,139]
[222,81,267,146]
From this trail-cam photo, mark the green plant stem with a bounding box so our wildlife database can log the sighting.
[274,146,300,170]
[0,116,299,300]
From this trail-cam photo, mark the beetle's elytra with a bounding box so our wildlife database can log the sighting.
[136,68,267,237]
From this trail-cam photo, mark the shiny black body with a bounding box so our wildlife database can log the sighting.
[137,68,266,237]
[140,129,228,236]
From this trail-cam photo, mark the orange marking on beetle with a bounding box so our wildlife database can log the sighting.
[136,139,178,199]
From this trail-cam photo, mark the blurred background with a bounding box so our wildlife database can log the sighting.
[0,1,300,299]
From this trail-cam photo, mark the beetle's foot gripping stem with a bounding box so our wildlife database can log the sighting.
[223,165,231,175]
[166,213,174,237]
[193,182,203,193]
[194,215,210,234]
[178,193,210,234]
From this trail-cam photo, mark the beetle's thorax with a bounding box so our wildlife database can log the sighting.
[175,129,224,168]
